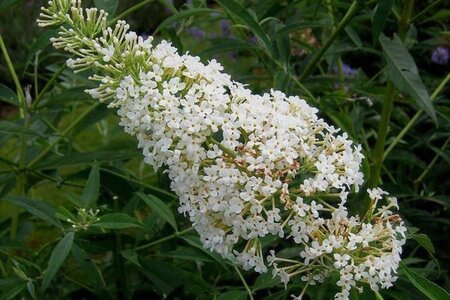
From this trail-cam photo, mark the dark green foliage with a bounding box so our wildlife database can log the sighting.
[0,0,449,299]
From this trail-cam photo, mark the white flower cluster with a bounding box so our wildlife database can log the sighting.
[38,1,407,299]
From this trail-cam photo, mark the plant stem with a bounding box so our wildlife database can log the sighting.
[207,136,238,158]
[109,0,156,25]
[364,0,414,218]
[113,196,129,300]
[297,0,363,81]
[368,82,395,189]
[100,167,178,199]
[26,103,100,169]
[135,227,193,251]
[0,35,26,117]
[414,136,450,184]
[384,72,450,159]
[32,63,66,110]
[398,0,414,40]
[234,265,254,300]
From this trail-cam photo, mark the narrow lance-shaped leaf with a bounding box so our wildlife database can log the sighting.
[93,213,149,230]
[154,8,218,34]
[200,38,258,57]
[216,0,274,57]
[412,233,435,255]
[80,162,100,209]
[2,196,62,228]
[379,34,437,123]
[71,244,108,293]
[400,263,450,300]
[0,83,19,106]
[372,0,394,43]
[0,120,40,136]
[41,232,74,292]
[137,192,177,231]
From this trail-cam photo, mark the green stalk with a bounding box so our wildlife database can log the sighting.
[0,35,32,239]
[0,35,25,117]
[32,63,66,110]
[297,0,364,81]
[135,227,193,251]
[27,103,100,169]
[234,265,254,300]
[113,196,129,300]
[364,0,414,218]
[368,81,395,189]
[414,136,450,184]
[398,0,414,40]
[384,72,450,159]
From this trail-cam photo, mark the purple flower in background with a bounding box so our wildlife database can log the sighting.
[220,19,232,37]
[342,63,357,77]
[332,63,357,77]
[431,46,449,65]
[187,27,205,39]
[249,35,258,45]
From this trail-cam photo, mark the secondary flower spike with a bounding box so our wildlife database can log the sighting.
[38,1,406,298]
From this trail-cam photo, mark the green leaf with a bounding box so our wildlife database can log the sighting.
[0,0,24,13]
[71,244,108,294]
[252,272,281,292]
[412,233,435,255]
[155,8,218,34]
[137,192,177,231]
[94,0,119,16]
[271,19,332,40]
[80,162,100,209]
[181,235,230,271]
[163,246,214,262]
[345,26,362,48]
[273,70,290,91]
[0,83,18,106]
[0,120,40,136]
[273,23,291,68]
[200,38,258,57]
[218,290,247,300]
[216,0,274,56]
[2,196,62,228]
[26,281,36,300]
[372,0,393,43]
[93,213,149,230]
[400,263,450,300]
[55,206,76,222]
[41,232,74,292]
[24,29,59,70]
[0,282,26,300]
[121,249,141,267]
[33,150,137,170]
[379,34,437,123]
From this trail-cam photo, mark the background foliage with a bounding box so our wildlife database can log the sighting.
[0,0,449,299]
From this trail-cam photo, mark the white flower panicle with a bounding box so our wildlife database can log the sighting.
[37,1,407,298]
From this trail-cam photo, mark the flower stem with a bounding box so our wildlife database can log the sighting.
[368,81,395,189]
[365,0,414,218]
[0,35,26,118]
[26,103,100,169]
[414,136,450,184]
[135,227,194,251]
[32,63,66,110]
[234,265,254,300]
